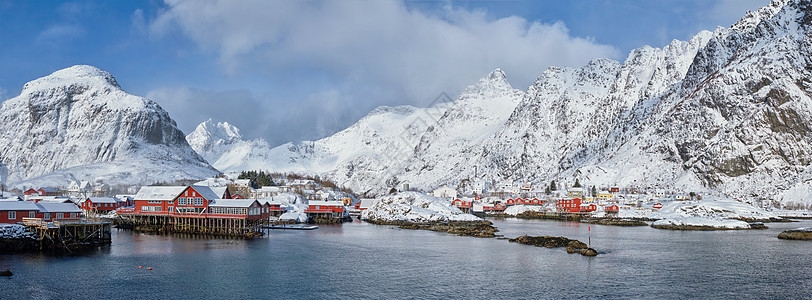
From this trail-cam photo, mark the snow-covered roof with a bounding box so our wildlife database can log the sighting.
[134,186,187,201]
[210,186,229,198]
[208,199,258,208]
[40,187,59,192]
[233,179,251,185]
[36,203,81,213]
[0,200,39,211]
[259,186,280,192]
[190,185,221,201]
[86,197,118,204]
[256,198,282,205]
[308,200,343,206]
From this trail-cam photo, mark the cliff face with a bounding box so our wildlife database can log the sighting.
[0,65,218,188]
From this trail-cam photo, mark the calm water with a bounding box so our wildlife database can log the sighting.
[2,218,812,299]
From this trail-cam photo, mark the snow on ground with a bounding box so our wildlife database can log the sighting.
[652,217,751,229]
[503,205,545,216]
[646,198,776,228]
[0,224,35,239]
[361,192,480,223]
[772,210,812,218]
[654,198,777,220]
[274,193,309,223]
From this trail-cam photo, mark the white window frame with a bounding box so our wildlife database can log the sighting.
[8,211,16,219]
[29,211,35,218]
[56,213,64,219]
[44,213,51,220]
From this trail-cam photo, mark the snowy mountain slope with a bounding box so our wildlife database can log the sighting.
[0,65,218,188]
[189,104,451,188]
[393,69,524,191]
[186,119,244,164]
[195,0,812,206]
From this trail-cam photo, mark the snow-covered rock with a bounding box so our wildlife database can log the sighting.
[361,192,480,223]
[0,65,218,188]
[0,224,35,239]
[651,217,751,229]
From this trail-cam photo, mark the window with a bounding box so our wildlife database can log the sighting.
[29,211,35,218]
[70,213,76,218]
[178,198,186,205]
[56,213,64,219]
[148,200,161,204]
[8,211,16,219]
[195,198,204,206]
[44,213,51,220]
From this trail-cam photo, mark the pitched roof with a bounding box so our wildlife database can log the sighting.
[208,199,258,208]
[36,203,81,213]
[86,197,118,204]
[308,200,343,206]
[211,187,229,198]
[0,200,39,211]
[189,185,221,201]
[134,186,187,201]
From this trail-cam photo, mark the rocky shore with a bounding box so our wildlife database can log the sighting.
[650,222,767,230]
[777,228,812,240]
[508,235,598,256]
[580,218,648,226]
[366,220,499,238]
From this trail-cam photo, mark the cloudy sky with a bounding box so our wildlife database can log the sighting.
[0,0,768,145]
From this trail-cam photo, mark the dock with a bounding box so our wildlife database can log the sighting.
[21,217,112,252]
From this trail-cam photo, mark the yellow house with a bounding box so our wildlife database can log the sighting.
[566,188,584,198]
[598,191,614,201]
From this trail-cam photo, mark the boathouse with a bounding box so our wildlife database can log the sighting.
[0,201,39,223]
[304,200,344,219]
[81,197,123,213]
[35,203,83,222]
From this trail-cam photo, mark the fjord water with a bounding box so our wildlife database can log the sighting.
[3,219,811,299]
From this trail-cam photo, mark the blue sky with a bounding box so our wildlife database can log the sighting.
[0,0,768,145]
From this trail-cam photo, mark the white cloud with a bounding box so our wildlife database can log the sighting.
[147,0,620,142]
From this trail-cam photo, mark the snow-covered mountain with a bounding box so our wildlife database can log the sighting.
[0,65,218,188]
[191,0,812,207]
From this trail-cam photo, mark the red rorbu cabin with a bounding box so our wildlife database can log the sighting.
[81,197,122,213]
[0,201,39,224]
[304,201,344,219]
[452,198,473,213]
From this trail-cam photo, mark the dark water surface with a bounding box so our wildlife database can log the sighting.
[2,218,811,299]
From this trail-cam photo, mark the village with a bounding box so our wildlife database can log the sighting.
[1,171,710,245]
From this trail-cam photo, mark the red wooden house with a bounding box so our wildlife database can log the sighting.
[452,198,473,213]
[0,201,39,223]
[557,198,583,213]
[35,203,82,222]
[23,189,39,196]
[207,199,263,220]
[483,203,506,212]
[579,203,598,212]
[81,197,122,213]
[304,200,344,219]
[506,198,517,206]
[604,204,619,213]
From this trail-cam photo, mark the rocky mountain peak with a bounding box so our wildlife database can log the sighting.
[21,65,121,93]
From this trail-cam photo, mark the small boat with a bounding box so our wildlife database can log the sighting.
[0,270,12,277]
[265,224,318,230]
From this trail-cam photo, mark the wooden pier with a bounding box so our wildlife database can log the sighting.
[116,214,264,238]
[21,217,112,252]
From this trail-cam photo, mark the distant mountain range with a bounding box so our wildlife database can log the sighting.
[190,0,812,207]
[3,0,811,208]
